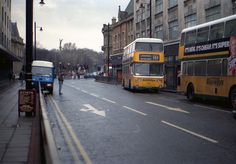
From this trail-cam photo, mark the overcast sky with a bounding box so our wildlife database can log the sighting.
[11,0,130,52]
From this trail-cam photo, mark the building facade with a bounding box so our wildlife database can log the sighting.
[0,0,21,80]
[11,22,24,76]
[101,23,112,76]
[134,0,235,89]
[111,1,134,80]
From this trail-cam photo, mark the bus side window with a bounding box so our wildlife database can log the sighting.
[187,61,194,76]
[197,27,209,43]
[182,62,187,75]
[222,59,228,76]
[185,30,196,45]
[195,61,207,76]
[209,23,224,40]
[225,19,236,38]
[180,33,185,46]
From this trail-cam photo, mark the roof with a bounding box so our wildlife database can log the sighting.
[125,0,134,16]
[118,0,134,21]
[11,22,20,37]
[32,60,54,68]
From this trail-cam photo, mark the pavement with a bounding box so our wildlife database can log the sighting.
[0,80,42,164]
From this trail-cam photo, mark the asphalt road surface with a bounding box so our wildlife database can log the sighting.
[44,78,236,164]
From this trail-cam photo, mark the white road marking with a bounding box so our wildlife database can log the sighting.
[49,96,92,164]
[81,90,88,93]
[194,104,231,113]
[102,98,116,104]
[123,106,147,116]
[161,120,218,144]
[80,104,106,117]
[146,101,190,114]
[90,93,99,97]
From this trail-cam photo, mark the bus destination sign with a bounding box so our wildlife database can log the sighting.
[139,54,160,61]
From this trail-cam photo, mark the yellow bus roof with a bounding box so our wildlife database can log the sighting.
[124,38,163,49]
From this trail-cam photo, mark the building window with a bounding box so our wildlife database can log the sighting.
[155,25,163,39]
[233,1,236,14]
[155,0,163,13]
[141,31,146,37]
[2,7,4,22]
[185,13,197,28]
[169,20,178,40]
[205,5,221,22]
[168,0,178,8]
[136,33,140,38]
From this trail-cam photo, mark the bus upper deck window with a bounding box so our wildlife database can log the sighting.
[197,27,209,43]
[185,30,196,45]
[225,19,236,38]
[210,23,224,40]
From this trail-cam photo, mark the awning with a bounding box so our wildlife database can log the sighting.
[0,45,22,61]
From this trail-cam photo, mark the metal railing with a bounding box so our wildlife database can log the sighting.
[39,83,61,164]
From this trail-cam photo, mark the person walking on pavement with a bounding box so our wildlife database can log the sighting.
[58,72,64,95]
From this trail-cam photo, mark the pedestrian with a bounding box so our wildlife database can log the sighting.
[58,72,64,95]
[19,71,24,86]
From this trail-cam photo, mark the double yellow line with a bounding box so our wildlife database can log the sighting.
[48,96,92,164]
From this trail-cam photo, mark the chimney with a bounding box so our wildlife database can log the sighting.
[112,17,117,24]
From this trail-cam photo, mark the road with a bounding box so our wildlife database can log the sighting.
[44,78,236,164]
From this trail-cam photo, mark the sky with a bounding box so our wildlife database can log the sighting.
[11,0,130,52]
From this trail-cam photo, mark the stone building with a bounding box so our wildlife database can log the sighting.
[134,0,236,89]
[0,0,21,80]
[11,22,24,76]
[101,23,112,76]
[110,1,134,79]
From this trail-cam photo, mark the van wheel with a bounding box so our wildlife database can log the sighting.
[49,88,53,95]
[187,84,194,101]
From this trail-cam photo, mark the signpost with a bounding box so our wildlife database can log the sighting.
[18,89,36,116]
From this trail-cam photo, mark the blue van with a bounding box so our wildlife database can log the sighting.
[32,60,54,94]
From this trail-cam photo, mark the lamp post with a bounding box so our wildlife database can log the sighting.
[25,0,45,89]
[140,0,152,38]
[34,22,43,60]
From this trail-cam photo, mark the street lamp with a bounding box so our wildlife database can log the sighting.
[39,0,45,5]
[25,0,45,89]
[34,22,43,60]
[140,0,152,38]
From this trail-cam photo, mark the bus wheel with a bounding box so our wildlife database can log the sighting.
[187,84,194,101]
[230,88,236,118]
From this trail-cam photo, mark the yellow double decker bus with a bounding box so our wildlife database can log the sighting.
[122,38,165,91]
[178,15,236,112]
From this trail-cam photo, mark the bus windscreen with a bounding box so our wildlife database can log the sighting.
[135,42,163,52]
[134,63,164,76]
